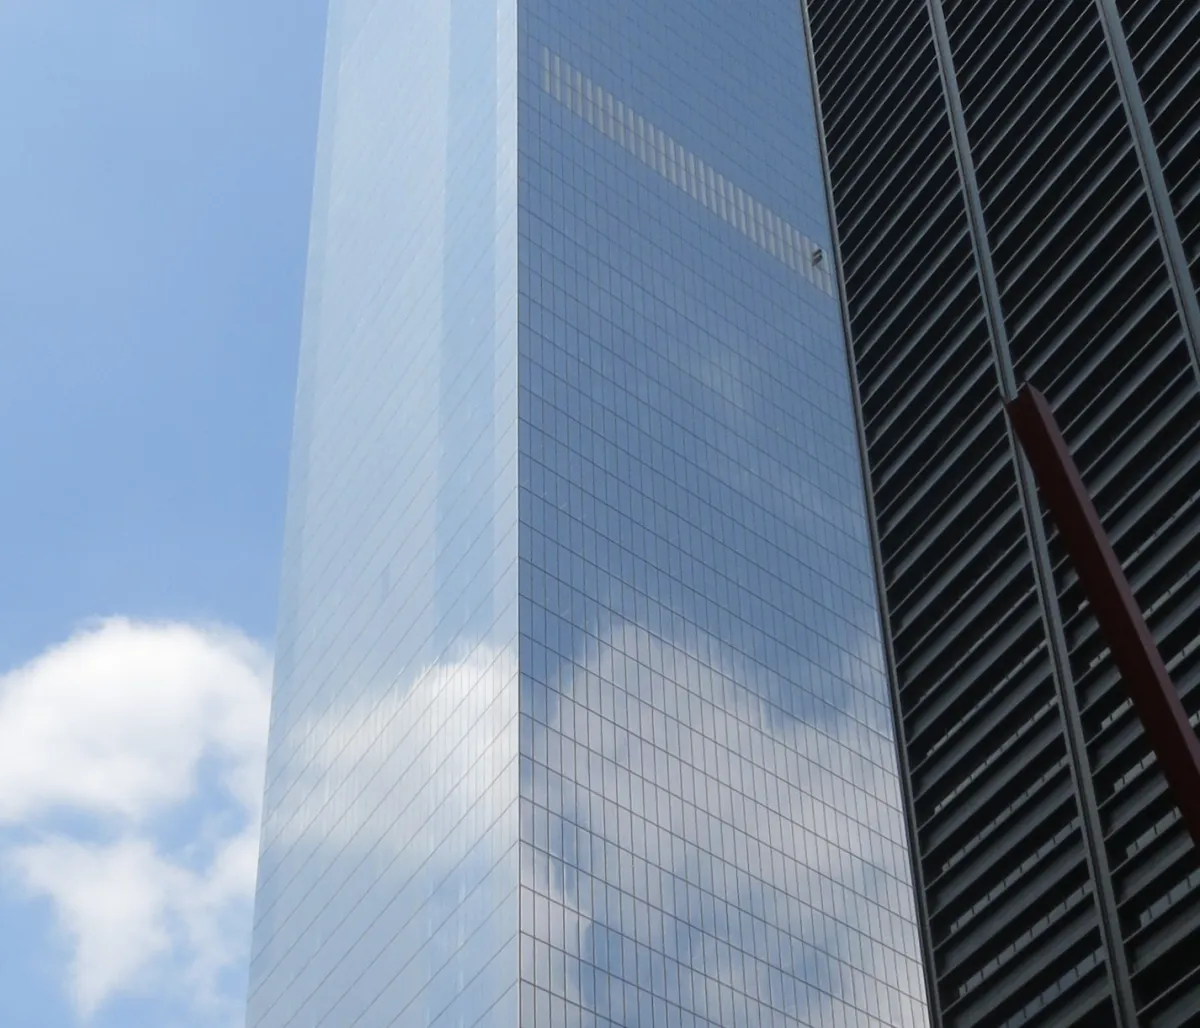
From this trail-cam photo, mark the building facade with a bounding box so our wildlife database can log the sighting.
[246,2,928,1027]
[802,1,1200,1026]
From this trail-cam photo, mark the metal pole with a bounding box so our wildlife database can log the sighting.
[1005,383,1200,851]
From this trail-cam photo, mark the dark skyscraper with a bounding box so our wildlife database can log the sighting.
[247,3,930,1027]
[803,1,1200,1026]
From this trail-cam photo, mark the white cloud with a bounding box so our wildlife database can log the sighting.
[0,618,271,1021]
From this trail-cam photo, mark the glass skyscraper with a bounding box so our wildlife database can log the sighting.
[247,3,927,1027]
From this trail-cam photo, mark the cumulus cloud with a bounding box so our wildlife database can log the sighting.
[0,618,271,1021]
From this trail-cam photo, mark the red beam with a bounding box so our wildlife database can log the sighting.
[1005,384,1200,851]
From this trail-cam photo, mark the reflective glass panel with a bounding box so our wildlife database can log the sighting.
[249,3,928,1027]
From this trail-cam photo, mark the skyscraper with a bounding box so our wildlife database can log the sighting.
[803,1,1200,1026]
[246,2,929,1027]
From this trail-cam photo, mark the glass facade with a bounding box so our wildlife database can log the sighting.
[246,1,521,1025]
[247,2,927,1027]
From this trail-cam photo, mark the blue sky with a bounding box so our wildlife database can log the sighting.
[0,3,327,1026]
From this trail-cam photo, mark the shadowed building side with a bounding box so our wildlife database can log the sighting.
[802,1,1200,1025]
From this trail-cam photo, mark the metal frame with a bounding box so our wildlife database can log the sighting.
[1094,0,1200,385]
[923,3,1139,1022]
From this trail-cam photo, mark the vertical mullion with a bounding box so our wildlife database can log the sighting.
[924,1,1140,1024]
[1095,0,1200,386]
